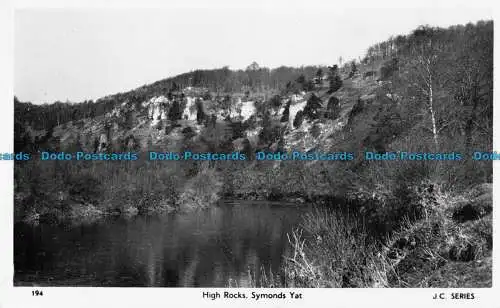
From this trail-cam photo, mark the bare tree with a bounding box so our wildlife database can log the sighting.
[407,28,446,150]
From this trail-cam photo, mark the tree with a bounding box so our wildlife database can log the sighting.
[221,95,232,115]
[406,27,446,150]
[195,99,206,125]
[293,110,304,128]
[327,65,342,93]
[65,134,84,152]
[296,74,306,86]
[123,110,134,130]
[270,94,282,109]
[349,60,357,77]
[259,110,276,145]
[246,61,260,71]
[93,137,100,152]
[315,68,323,84]
[168,100,182,122]
[280,100,291,122]
[209,114,217,128]
[380,58,399,81]
[326,96,340,119]
[329,75,342,93]
[303,80,315,92]
[285,80,300,94]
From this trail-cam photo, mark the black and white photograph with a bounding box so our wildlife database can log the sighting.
[1,0,498,306]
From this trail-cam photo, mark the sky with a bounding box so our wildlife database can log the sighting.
[15,7,493,104]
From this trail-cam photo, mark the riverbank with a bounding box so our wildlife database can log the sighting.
[14,160,226,224]
[14,156,493,288]
[271,183,493,288]
[14,178,493,288]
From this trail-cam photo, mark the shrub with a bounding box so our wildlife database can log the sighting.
[311,123,322,139]
[284,208,389,287]
[182,126,196,139]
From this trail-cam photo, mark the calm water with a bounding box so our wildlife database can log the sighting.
[14,200,311,287]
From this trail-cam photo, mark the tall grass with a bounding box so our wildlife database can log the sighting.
[283,208,391,287]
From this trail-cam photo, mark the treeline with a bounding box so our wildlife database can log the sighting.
[363,20,492,67]
[133,63,328,96]
[14,97,116,130]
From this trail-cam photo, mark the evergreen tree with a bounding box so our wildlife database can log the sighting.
[293,110,304,128]
[328,65,343,93]
[195,99,206,125]
[326,96,340,119]
[315,68,323,84]
[168,100,182,122]
[280,100,291,122]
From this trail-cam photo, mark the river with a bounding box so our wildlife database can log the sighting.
[14,200,312,287]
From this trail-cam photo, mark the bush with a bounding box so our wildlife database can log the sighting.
[182,126,196,139]
[284,208,388,287]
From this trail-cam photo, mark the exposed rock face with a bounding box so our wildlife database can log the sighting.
[34,73,379,157]
[245,127,262,148]
[287,100,307,129]
[97,133,108,152]
[240,101,256,121]
[291,92,306,103]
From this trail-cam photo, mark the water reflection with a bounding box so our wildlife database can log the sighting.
[14,200,308,287]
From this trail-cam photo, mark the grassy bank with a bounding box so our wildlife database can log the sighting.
[278,181,492,288]
[225,181,492,288]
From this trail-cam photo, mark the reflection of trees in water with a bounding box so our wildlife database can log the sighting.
[16,203,304,287]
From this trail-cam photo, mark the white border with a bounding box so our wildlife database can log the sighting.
[0,0,498,307]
